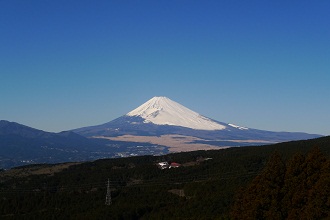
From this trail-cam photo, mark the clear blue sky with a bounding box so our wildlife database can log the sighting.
[1,0,329,135]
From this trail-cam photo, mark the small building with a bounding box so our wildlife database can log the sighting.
[169,162,181,168]
[157,162,169,169]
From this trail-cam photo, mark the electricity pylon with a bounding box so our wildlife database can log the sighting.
[105,178,112,206]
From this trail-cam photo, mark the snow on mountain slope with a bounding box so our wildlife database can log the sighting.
[126,96,226,130]
[228,123,249,130]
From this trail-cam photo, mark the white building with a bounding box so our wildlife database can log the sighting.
[157,162,169,169]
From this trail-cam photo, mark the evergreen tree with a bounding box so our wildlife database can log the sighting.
[231,151,285,220]
[281,152,306,219]
[231,147,330,220]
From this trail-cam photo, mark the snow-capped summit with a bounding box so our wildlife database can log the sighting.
[126,96,226,130]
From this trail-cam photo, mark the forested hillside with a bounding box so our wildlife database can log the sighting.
[0,136,329,219]
[231,147,330,219]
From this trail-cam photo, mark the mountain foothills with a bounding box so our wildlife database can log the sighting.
[0,136,329,219]
[0,96,322,169]
[0,120,167,169]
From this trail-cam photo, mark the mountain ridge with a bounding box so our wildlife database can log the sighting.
[0,120,168,169]
[0,121,114,169]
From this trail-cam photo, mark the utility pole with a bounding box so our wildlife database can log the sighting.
[105,178,112,206]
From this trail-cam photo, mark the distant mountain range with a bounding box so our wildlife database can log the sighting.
[0,96,322,169]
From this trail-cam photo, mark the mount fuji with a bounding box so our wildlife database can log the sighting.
[74,97,321,151]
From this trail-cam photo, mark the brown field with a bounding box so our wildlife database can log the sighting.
[93,135,227,152]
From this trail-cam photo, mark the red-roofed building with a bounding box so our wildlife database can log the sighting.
[169,162,181,168]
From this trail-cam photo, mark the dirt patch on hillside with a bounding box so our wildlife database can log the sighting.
[0,162,81,178]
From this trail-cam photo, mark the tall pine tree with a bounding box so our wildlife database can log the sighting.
[231,147,330,220]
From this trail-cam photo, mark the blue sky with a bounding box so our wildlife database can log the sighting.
[1,0,329,135]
